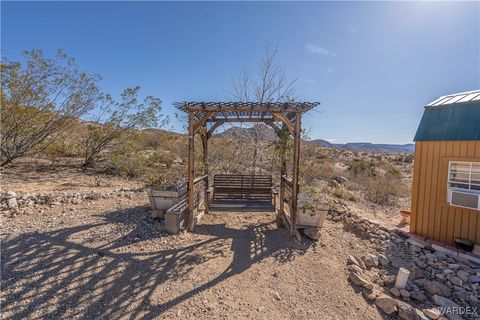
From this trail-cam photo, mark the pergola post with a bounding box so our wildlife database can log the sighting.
[187,112,195,231]
[279,125,287,220]
[290,113,301,236]
[201,124,209,214]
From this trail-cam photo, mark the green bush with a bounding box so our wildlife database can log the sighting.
[348,158,376,177]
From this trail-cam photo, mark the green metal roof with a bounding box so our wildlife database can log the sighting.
[414,94,480,141]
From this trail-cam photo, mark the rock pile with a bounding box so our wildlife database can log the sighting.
[0,188,143,215]
[347,239,480,319]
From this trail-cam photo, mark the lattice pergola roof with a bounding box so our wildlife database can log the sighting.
[174,101,320,122]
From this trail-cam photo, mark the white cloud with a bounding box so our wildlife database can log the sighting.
[327,68,334,74]
[326,138,336,143]
[306,44,336,57]
[305,78,317,84]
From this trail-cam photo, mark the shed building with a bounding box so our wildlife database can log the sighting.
[410,90,480,247]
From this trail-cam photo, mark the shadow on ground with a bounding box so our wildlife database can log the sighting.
[1,206,310,319]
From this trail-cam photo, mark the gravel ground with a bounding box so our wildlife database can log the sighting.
[1,159,387,319]
[1,197,386,320]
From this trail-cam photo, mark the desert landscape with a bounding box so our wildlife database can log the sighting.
[2,1,480,319]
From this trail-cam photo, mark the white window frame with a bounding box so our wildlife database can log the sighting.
[447,161,480,210]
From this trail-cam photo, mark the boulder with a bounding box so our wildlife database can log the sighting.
[303,227,320,240]
[375,294,397,315]
[349,272,370,287]
[423,308,441,320]
[390,287,401,297]
[378,254,389,267]
[383,274,397,285]
[456,270,469,283]
[348,255,361,267]
[7,198,18,209]
[431,295,462,320]
[400,289,411,299]
[424,281,451,297]
[410,290,427,302]
[447,276,462,287]
[397,301,420,320]
[1,191,16,199]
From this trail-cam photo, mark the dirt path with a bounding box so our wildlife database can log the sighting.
[1,191,386,320]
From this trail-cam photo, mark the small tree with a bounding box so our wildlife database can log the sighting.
[0,49,101,166]
[230,43,296,174]
[81,87,167,168]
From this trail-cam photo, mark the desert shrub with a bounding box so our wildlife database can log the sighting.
[330,186,358,201]
[1,50,101,166]
[149,149,175,168]
[361,174,401,205]
[393,153,414,164]
[107,152,149,178]
[300,161,335,185]
[348,158,376,177]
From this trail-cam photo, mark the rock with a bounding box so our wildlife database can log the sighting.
[456,270,469,283]
[349,272,370,287]
[397,301,420,320]
[400,289,411,299]
[375,294,397,315]
[469,275,480,283]
[432,295,459,308]
[378,254,389,267]
[452,290,469,301]
[347,264,364,274]
[383,274,397,285]
[424,281,451,297]
[272,291,281,301]
[303,227,320,240]
[415,309,429,320]
[390,287,401,297]
[7,198,18,209]
[370,254,379,267]
[348,255,360,267]
[448,276,462,287]
[411,290,428,302]
[431,295,462,320]
[433,252,447,261]
[362,255,375,268]
[1,191,16,199]
[423,308,441,320]
[363,288,378,301]
[355,255,367,269]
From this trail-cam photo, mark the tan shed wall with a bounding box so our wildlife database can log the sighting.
[410,141,480,245]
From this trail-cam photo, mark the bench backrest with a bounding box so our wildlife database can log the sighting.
[213,174,272,200]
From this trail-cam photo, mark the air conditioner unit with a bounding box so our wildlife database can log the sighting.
[447,189,480,210]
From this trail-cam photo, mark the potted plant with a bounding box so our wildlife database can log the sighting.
[146,177,187,219]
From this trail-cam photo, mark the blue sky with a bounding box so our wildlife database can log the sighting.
[2,1,479,144]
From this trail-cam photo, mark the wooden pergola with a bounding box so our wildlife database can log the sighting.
[174,101,320,236]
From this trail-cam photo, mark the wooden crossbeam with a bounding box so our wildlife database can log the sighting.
[272,113,294,134]
[193,112,215,135]
[206,120,225,139]
[206,117,276,123]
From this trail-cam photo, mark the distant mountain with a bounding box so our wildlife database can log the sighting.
[215,125,414,153]
[215,124,277,141]
[307,139,334,148]
[333,142,415,153]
